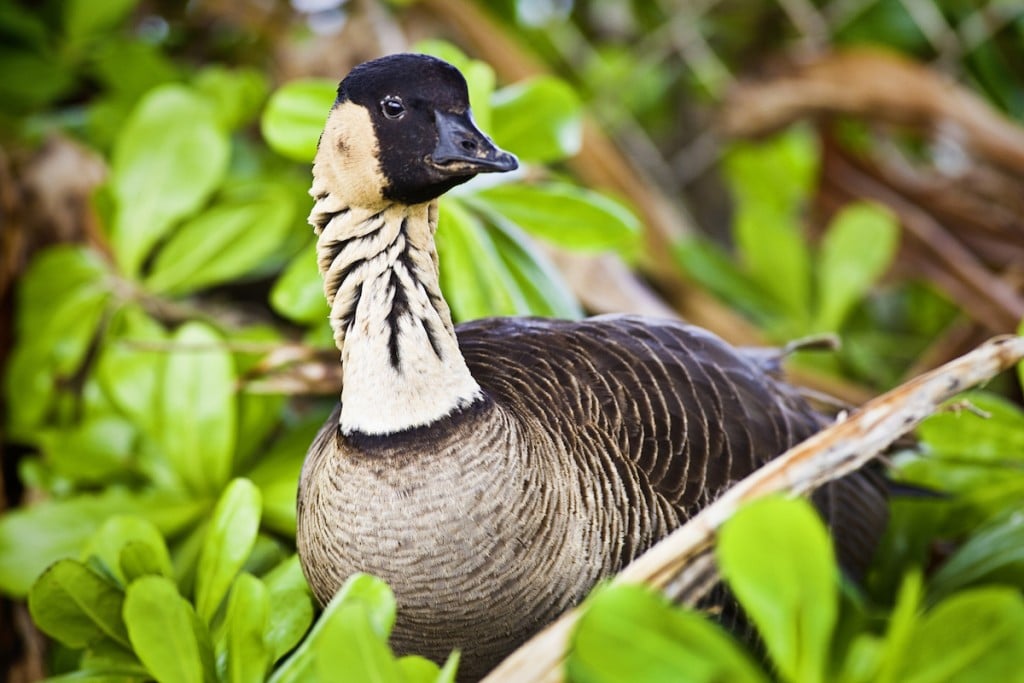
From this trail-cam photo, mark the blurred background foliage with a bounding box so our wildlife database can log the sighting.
[1,0,1023,681]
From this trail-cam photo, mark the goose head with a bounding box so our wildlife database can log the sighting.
[313,53,519,209]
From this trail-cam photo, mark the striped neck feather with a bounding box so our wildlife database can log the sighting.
[310,197,482,436]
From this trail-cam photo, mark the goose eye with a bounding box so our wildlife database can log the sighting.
[381,96,405,120]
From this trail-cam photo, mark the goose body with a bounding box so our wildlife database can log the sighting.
[296,54,887,680]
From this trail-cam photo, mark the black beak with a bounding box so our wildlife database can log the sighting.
[431,110,519,175]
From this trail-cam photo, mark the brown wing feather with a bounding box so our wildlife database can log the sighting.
[456,314,887,575]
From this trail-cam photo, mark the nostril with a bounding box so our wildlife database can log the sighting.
[460,139,477,153]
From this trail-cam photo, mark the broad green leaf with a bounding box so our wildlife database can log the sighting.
[437,200,523,320]
[928,511,1024,601]
[158,321,237,492]
[124,576,212,683]
[82,516,172,584]
[270,241,327,325]
[195,479,262,623]
[918,391,1024,462]
[568,583,768,683]
[717,497,838,683]
[193,66,269,131]
[0,490,205,596]
[96,305,167,440]
[6,246,111,436]
[261,79,335,163]
[145,184,297,295]
[396,656,441,682]
[269,573,395,683]
[673,237,785,323]
[64,0,138,43]
[245,414,324,536]
[814,202,899,332]
[110,84,229,275]
[37,415,135,484]
[436,652,460,683]
[316,604,403,683]
[874,571,924,683]
[0,46,76,111]
[488,218,582,319]
[28,559,129,648]
[472,183,640,253]
[414,40,495,131]
[733,205,812,329]
[262,556,315,663]
[221,573,271,683]
[896,588,1024,683]
[724,127,818,216]
[491,76,582,162]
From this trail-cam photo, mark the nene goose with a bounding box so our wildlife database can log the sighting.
[297,53,887,680]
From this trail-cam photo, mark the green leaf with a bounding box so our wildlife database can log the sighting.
[488,218,582,319]
[5,246,111,436]
[261,79,335,163]
[0,490,205,596]
[673,237,785,323]
[873,571,924,683]
[82,516,172,585]
[471,183,641,253]
[158,321,237,493]
[270,241,326,325]
[28,559,129,649]
[724,127,818,216]
[437,200,522,319]
[145,183,297,295]
[221,573,271,683]
[37,415,135,484]
[0,46,76,111]
[195,479,262,623]
[64,0,139,43]
[733,205,812,329]
[568,583,768,683]
[110,84,229,275]
[396,656,441,682]
[928,511,1024,601]
[491,76,582,162]
[245,414,324,536]
[316,604,403,683]
[717,497,838,683]
[262,556,314,664]
[193,66,269,131]
[96,305,166,440]
[896,588,1024,683]
[269,573,396,683]
[124,576,213,683]
[814,202,899,332]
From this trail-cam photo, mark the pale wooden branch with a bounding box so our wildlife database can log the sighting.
[483,335,1024,683]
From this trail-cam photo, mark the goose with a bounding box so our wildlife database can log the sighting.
[296,53,888,680]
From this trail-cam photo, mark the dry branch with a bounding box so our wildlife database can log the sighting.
[484,335,1024,683]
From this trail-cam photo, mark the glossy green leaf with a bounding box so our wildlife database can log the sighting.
[437,200,523,320]
[928,511,1024,601]
[0,46,75,111]
[472,183,640,253]
[110,84,229,275]
[568,583,768,683]
[396,656,442,682]
[269,573,396,683]
[245,414,324,536]
[195,479,262,623]
[146,184,297,295]
[37,415,135,484]
[896,588,1024,683]
[673,237,785,323]
[6,246,111,436]
[64,0,138,43]
[316,603,403,683]
[814,202,899,332]
[270,241,326,325]
[491,76,582,162]
[717,497,838,683]
[262,556,315,664]
[221,573,271,683]
[82,516,172,584]
[488,218,582,319]
[193,66,269,130]
[724,127,818,215]
[96,305,167,440]
[158,321,237,492]
[261,79,335,162]
[28,559,129,648]
[124,576,213,683]
[734,205,811,328]
[0,490,205,596]
[872,571,924,683]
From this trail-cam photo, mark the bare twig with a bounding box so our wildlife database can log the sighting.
[484,335,1024,683]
